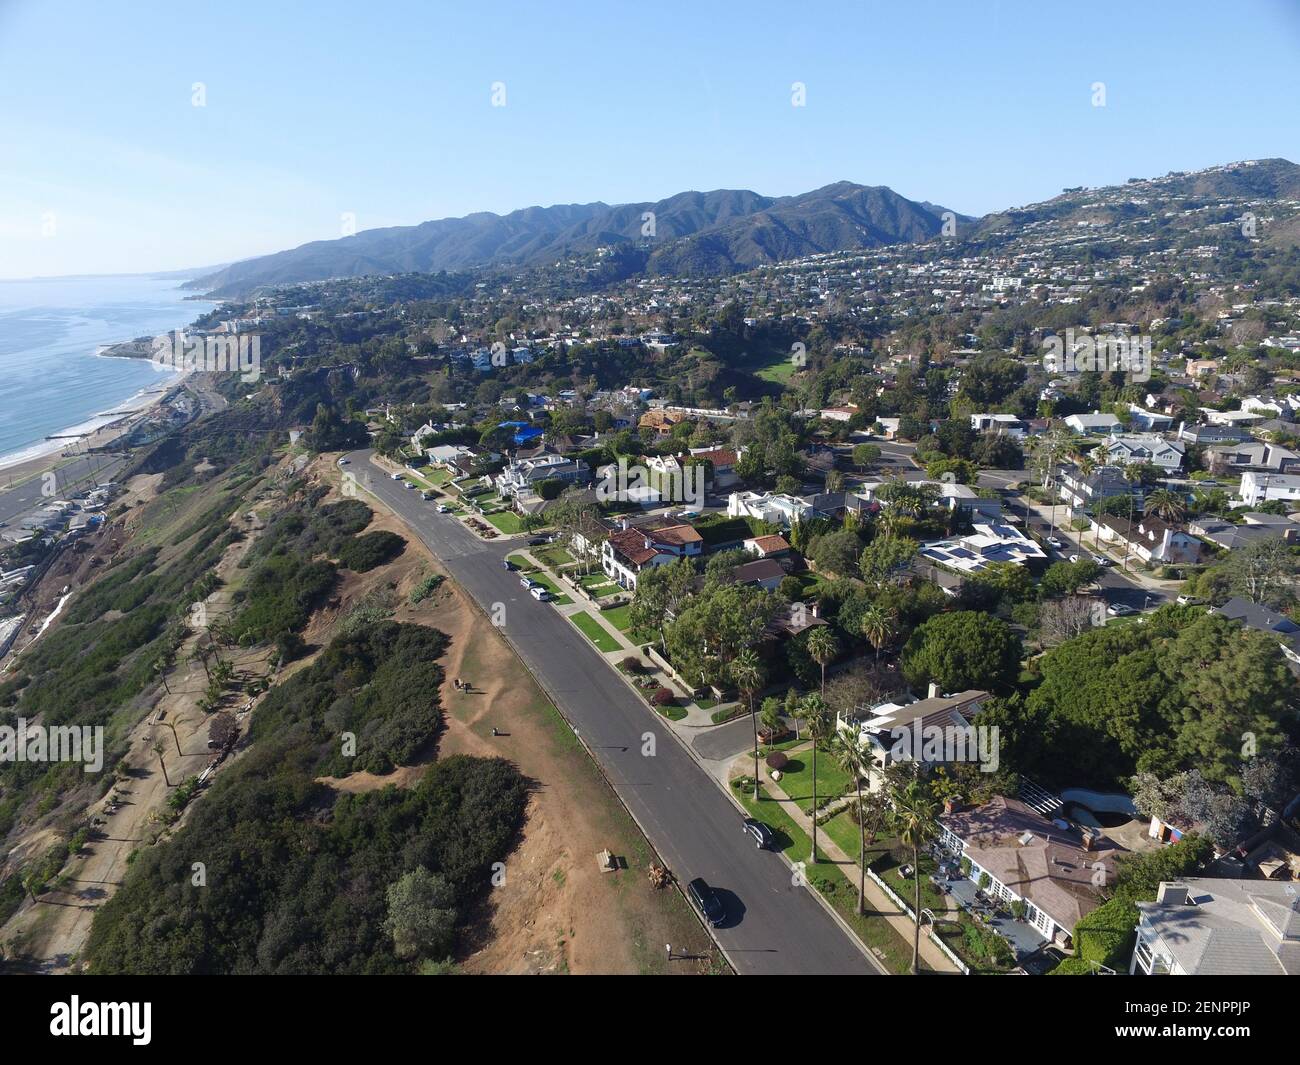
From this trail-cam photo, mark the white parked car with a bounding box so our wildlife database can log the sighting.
[529,586,551,601]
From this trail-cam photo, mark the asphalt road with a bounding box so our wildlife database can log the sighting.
[348,452,881,976]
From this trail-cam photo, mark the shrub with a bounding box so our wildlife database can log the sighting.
[620,656,643,674]
[1074,896,1139,969]
[766,751,789,770]
[338,531,406,572]
[651,687,674,706]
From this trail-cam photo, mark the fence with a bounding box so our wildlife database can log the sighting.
[866,867,970,974]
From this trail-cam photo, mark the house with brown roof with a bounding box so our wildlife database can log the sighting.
[1089,512,1202,564]
[743,534,792,558]
[938,795,1125,947]
[600,521,702,590]
[638,409,687,435]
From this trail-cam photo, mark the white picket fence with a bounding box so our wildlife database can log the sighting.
[867,867,970,975]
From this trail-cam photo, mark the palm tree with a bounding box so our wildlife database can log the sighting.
[860,605,897,664]
[806,627,838,695]
[159,718,182,758]
[1121,463,1145,573]
[1145,488,1186,524]
[801,693,834,863]
[729,650,766,801]
[152,740,172,787]
[888,772,939,974]
[189,644,211,683]
[831,729,879,914]
[153,657,171,695]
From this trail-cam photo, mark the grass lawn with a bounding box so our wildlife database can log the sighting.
[570,611,622,652]
[484,510,524,534]
[506,554,532,570]
[777,751,853,816]
[533,544,574,570]
[748,349,798,384]
[418,466,452,486]
[736,785,926,975]
[578,572,620,599]
[601,604,653,642]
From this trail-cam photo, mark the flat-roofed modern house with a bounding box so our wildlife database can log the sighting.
[938,795,1124,948]
[1131,879,1300,975]
[919,523,1046,574]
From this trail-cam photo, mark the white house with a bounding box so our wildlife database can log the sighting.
[1240,471,1300,508]
[1065,411,1122,435]
[938,796,1123,948]
[1101,433,1185,472]
[919,523,1046,574]
[726,491,811,528]
[601,522,702,590]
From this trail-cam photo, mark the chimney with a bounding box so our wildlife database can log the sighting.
[928,681,941,700]
[1156,883,1189,906]
[1081,827,1097,851]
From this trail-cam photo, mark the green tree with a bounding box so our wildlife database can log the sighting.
[730,650,767,801]
[802,693,835,864]
[382,867,459,962]
[805,626,839,695]
[888,773,939,974]
[901,611,1020,693]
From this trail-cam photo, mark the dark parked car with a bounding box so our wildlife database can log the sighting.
[527,536,547,546]
[502,559,516,570]
[687,877,725,926]
[742,817,774,849]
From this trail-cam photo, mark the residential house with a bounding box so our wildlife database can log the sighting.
[1056,463,1144,511]
[1090,512,1202,565]
[1131,880,1300,975]
[726,491,812,528]
[743,534,792,559]
[1206,441,1300,476]
[638,409,687,435]
[1101,433,1185,472]
[1127,404,1174,432]
[919,522,1047,574]
[970,413,1027,439]
[1065,411,1123,435]
[495,453,591,500]
[938,795,1124,947]
[601,522,703,591]
[687,446,742,488]
[1178,423,1253,446]
[727,558,786,591]
[1240,471,1300,508]
[836,687,990,788]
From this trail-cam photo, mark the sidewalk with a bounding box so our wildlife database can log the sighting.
[756,763,960,974]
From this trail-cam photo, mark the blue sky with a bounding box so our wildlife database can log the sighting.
[1,0,1298,278]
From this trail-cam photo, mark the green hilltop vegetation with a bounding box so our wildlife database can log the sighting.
[86,623,528,974]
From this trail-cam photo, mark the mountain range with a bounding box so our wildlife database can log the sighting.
[188,159,1300,297]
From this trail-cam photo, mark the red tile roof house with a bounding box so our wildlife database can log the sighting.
[938,795,1125,948]
[600,522,702,591]
[686,446,742,488]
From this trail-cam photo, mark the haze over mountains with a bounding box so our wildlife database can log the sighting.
[189,158,1300,297]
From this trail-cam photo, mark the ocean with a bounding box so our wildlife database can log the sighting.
[0,276,216,467]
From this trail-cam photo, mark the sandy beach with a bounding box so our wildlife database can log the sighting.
[0,374,189,488]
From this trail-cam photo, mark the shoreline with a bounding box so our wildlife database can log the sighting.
[0,372,190,486]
